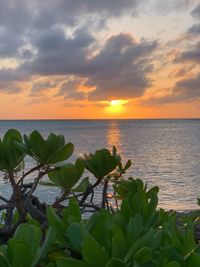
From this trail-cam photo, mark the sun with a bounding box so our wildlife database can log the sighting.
[110,100,123,106]
[105,99,128,114]
[109,99,128,107]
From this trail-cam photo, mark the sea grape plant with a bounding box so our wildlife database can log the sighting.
[1,179,199,266]
[0,128,200,266]
[0,129,131,241]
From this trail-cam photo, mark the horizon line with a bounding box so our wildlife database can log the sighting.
[0,117,200,121]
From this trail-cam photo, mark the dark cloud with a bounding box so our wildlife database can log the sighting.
[148,0,190,15]
[0,82,21,94]
[32,0,141,29]
[0,68,27,82]
[0,25,158,102]
[87,34,157,100]
[0,0,32,32]
[30,81,56,96]
[21,28,95,76]
[191,3,200,20]
[169,65,194,78]
[187,24,200,35]
[174,42,200,63]
[16,32,158,101]
[0,0,143,60]
[56,78,86,100]
[142,73,200,105]
[0,30,24,58]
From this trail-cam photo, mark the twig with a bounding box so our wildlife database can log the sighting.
[0,196,9,203]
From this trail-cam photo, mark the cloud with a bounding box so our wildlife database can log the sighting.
[142,73,200,105]
[0,29,24,58]
[57,78,86,100]
[187,24,200,35]
[191,3,200,20]
[87,34,158,100]
[30,81,56,96]
[0,0,32,33]
[19,30,157,101]
[0,68,27,82]
[168,65,194,78]
[0,82,21,94]
[0,0,144,61]
[174,42,200,63]
[21,27,95,76]
[31,0,142,30]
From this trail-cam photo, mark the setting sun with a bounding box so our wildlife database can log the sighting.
[104,99,129,115]
[109,100,128,106]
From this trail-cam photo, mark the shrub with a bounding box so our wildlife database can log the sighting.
[0,129,200,267]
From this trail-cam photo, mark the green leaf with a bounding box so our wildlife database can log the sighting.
[66,198,81,223]
[106,258,127,267]
[48,159,84,190]
[12,243,33,267]
[32,227,56,267]
[134,247,152,263]
[82,236,109,267]
[186,252,200,267]
[112,235,126,259]
[0,129,24,172]
[72,177,90,192]
[47,143,74,164]
[14,224,41,256]
[46,207,65,233]
[0,251,10,267]
[163,261,181,267]
[67,223,89,253]
[81,149,118,178]
[124,160,131,171]
[57,258,90,267]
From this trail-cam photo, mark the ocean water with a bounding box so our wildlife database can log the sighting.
[0,119,200,211]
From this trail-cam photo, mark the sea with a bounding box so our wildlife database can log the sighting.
[0,119,200,211]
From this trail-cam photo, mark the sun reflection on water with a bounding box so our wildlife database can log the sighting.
[106,122,123,156]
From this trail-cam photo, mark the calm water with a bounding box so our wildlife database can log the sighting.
[0,119,200,211]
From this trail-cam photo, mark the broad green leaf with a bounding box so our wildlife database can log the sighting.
[12,243,33,267]
[163,261,181,267]
[66,198,81,223]
[67,223,89,253]
[46,207,65,233]
[106,258,127,267]
[14,224,41,255]
[81,149,118,178]
[47,143,74,164]
[82,236,109,267]
[0,252,10,267]
[112,235,126,259]
[48,159,84,190]
[57,258,90,267]
[72,177,90,192]
[134,246,152,263]
[186,252,200,267]
[32,227,56,267]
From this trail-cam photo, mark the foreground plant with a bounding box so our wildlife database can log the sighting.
[0,129,130,241]
[1,129,200,267]
[1,179,200,267]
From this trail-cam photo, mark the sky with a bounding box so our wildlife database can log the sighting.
[0,0,200,119]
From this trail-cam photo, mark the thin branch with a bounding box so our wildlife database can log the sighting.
[0,196,9,203]
[17,163,43,185]
[0,204,14,210]
[102,179,109,209]
[26,169,48,204]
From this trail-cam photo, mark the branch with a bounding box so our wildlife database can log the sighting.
[0,203,14,210]
[17,163,43,186]
[0,196,9,203]
[26,169,48,204]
